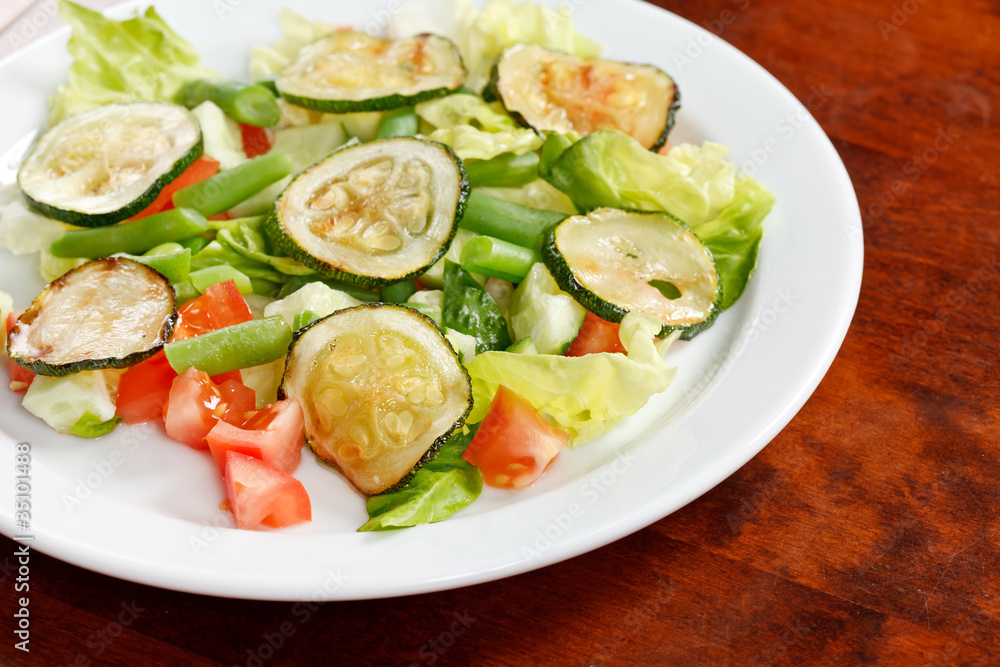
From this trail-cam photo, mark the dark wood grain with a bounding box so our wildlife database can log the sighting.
[3,0,999,665]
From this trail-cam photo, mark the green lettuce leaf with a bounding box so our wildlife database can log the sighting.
[70,411,121,438]
[249,8,337,80]
[442,261,512,354]
[21,369,121,434]
[543,130,736,225]
[358,426,482,531]
[465,313,677,446]
[416,94,543,161]
[50,0,216,124]
[693,176,776,310]
[388,0,603,91]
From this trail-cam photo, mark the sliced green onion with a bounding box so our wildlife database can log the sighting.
[459,192,565,250]
[164,316,293,376]
[189,265,253,295]
[177,79,281,127]
[459,236,540,282]
[172,152,294,217]
[49,208,208,258]
[466,152,539,188]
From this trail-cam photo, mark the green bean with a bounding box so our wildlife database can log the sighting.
[177,236,211,254]
[380,279,417,304]
[458,192,566,249]
[172,152,294,217]
[119,248,192,284]
[189,265,253,295]
[465,152,540,188]
[459,235,541,282]
[375,107,419,139]
[49,208,208,258]
[293,310,317,330]
[164,316,292,376]
[177,79,281,127]
[173,280,201,305]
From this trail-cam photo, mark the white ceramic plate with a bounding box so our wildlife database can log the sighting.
[0,0,862,600]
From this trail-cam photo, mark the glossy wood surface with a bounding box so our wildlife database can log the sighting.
[2,0,998,664]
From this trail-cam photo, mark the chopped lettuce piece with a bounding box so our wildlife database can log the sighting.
[49,0,217,124]
[22,369,121,434]
[0,184,73,255]
[191,101,247,169]
[416,94,543,160]
[543,130,736,225]
[444,328,478,364]
[407,289,444,326]
[465,312,677,446]
[693,176,776,310]
[473,180,577,216]
[358,426,482,531]
[240,359,285,408]
[40,251,86,282]
[263,281,361,326]
[509,263,586,355]
[271,121,349,174]
[213,216,314,276]
[249,8,337,81]
[419,228,482,288]
[70,411,120,438]
[388,0,602,91]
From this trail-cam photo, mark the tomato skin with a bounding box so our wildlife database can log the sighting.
[172,279,253,341]
[240,123,272,158]
[462,385,569,489]
[116,350,176,423]
[224,451,311,530]
[207,399,304,474]
[164,368,225,449]
[565,311,626,357]
[5,310,35,393]
[128,156,220,220]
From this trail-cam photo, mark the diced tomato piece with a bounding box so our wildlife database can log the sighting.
[217,379,257,423]
[240,123,272,158]
[5,310,34,393]
[128,157,220,220]
[212,370,245,387]
[164,368,225,450]
[565,311,626,357]
[224,451,311,529]
[462,385,569,489]
[207,399,305,474]
[116,350,177,423]
[172,279,253,341]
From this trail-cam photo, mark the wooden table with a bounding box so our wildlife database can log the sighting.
[2,0,998,664]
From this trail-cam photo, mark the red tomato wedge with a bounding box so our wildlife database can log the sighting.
[116,350,176,423]
[5,310,34,393]
[565,311,626,357]
[172,279,253,341]
[207,399,305,474]
[128,156,220,220]
[224,451,311,530]
[240,123,272,158]
[164,368,224,449]
[462,385,569,489]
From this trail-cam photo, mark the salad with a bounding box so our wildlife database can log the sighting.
[0,0,775,533]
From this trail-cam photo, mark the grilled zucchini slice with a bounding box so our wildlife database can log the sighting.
[276,32,466,113]
[281,304,472,495]
[17,102,202,227]
[484,44,679,151]
[541,208,722,339]
[6,257,177,376]
[266,138,468,286]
